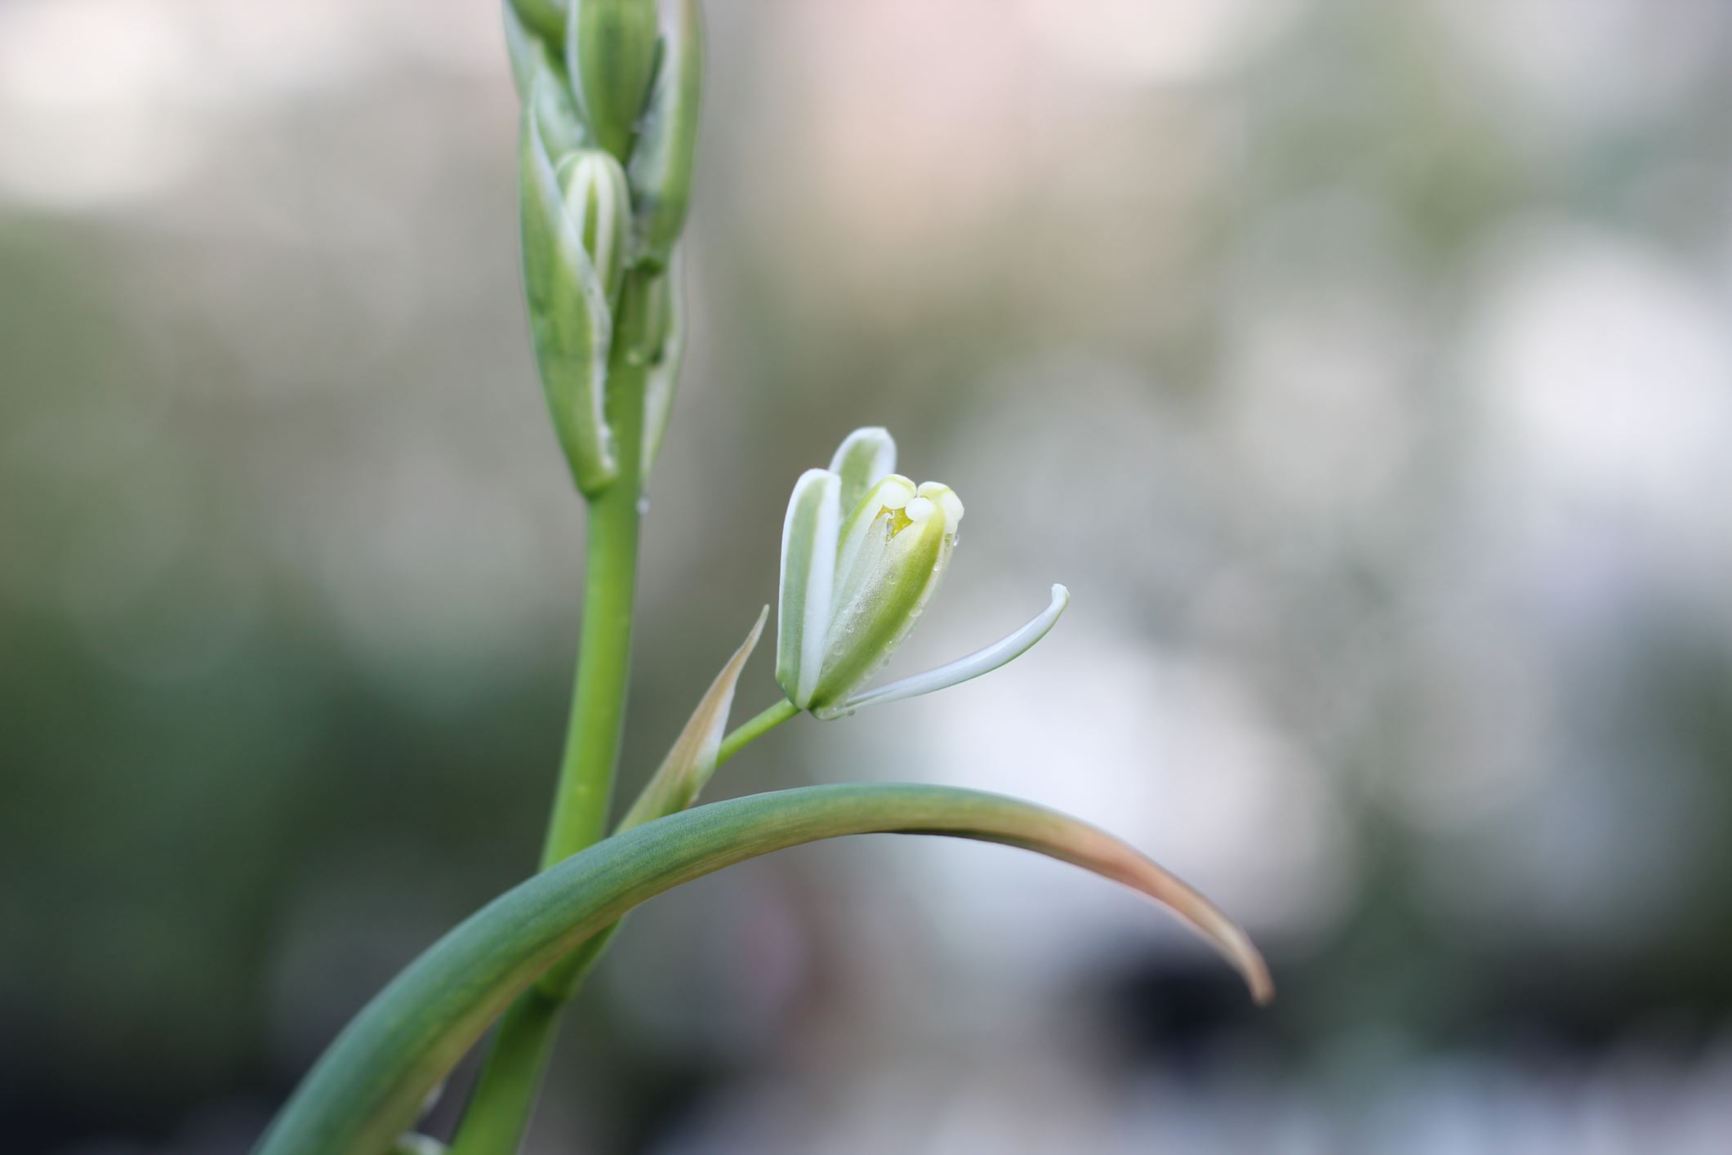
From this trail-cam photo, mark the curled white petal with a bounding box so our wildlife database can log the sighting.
[776,469,842,709]
[557,150,630,299]
[829,427,897,512]
[821,584,1071,718]
[798,503,838,707]
[829,426,896,483]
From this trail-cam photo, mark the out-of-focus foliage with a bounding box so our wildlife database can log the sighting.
[3,0,1731,1151]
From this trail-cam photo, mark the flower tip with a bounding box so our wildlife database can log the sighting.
[915,481,964,529]
[833,426,894,459]
[877,475,917,508]
[1223,927,1277,1007]
[793,465,839,488]
[830,427,898,507]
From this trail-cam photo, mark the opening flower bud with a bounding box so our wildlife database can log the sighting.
[556,150,631,304]
[776,428,1067,719]
[520,80,619,495]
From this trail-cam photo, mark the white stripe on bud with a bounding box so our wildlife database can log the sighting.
[776,469,841,710]
[521,85,618,495]
[556,149,631,303]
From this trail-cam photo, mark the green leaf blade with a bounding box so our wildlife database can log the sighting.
[254,784,1270,1155]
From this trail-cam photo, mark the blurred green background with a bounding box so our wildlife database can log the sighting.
[5,0,1732,1151]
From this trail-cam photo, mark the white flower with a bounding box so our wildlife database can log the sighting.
[776,427,1069,718]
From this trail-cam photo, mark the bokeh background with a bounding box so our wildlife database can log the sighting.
[6,0,1732,1151]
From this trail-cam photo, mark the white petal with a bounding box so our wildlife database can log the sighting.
[829,427,897,512]
[832,473,916,614]
[776,469,842,709]
[823,584,1071,717]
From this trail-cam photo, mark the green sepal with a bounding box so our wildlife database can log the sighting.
[504,5,586,139]
[507,0,568,46]
[521,46,588,158]
[628,0,704,271]
[502,2,541,99]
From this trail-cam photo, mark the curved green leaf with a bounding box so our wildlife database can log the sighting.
[540,604,768,1000]
[254,784,1271,1155]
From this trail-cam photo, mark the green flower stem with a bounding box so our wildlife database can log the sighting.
[441,989,561,1155]
[531,695,798,1003]
[532,456,637,861]
[451,271,655,1155]
[449,697,796,1155]
[716,697,799,768]
[538,282,653,872]
[451,282,805,1155]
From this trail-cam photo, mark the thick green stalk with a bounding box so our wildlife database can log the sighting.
[451,273,654,1155]
[539,276,652,870]
[440,990,561,1155]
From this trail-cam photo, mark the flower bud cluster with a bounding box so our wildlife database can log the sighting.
[507,0,704,495]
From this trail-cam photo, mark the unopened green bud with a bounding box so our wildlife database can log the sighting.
[520,70,619,495]
[508,15,586,153]
[567,0,661,162]
[628,0,703,271]
[776,429,1070,719]
[556,150,631,304]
